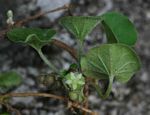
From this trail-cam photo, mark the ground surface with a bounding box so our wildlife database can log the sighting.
[0,0,150,115]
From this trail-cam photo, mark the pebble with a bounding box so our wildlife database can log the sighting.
[36,0,70,21]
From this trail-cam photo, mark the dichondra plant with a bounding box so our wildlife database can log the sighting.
[0,10,141,114]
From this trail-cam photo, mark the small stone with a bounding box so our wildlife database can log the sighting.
[36,0,70,21]
[146,11,150,19]
[140,72,148,82]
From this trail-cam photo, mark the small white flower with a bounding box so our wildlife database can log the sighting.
[6,10,14,25]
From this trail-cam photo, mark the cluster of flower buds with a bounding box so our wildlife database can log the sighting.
[63,72,85,102]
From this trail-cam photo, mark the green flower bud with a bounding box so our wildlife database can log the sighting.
[7,10,13,18]
[6,10,14,25]
[64,72,85,90]
[69,91,78,101]
[69,91,84,102]
[63,72,85,102]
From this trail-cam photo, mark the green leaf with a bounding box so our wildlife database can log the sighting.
[7,28,56,50]
[59,16,99,41]
[81,44,140,82]
[101,12,137,46]
[0,71,22,93]
[0,113,10,115]
[81,44,140,99]
[7,28,58,71]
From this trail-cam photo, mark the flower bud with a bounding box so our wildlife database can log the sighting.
[6,10,14,25]
[69,91,78,101]
[69,91,84,102]
[7,10,13,18]
[64,72,85,90]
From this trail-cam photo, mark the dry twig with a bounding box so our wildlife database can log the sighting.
[51,39,78,60]
[15,4,71,26]
[0,102,21,115]
[0,92,96,114]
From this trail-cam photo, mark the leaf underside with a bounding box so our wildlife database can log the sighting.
[81,44,140,83]
[60,16,100,40]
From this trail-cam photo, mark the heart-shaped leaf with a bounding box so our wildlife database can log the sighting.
[81,44,141,99]
[101,12,137,46]
[7,28,56,50]
[59,16,99,41]
[0,71,22,93]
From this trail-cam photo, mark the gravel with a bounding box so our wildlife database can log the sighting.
[0,0,150,115]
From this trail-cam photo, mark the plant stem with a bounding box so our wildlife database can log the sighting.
[51,39,78,61]
[77,40,83,72]
[2,92,65,100]
[104,76,114,98]
[83,80,89,115]
[94,76,114,99]
[37,49,58,72]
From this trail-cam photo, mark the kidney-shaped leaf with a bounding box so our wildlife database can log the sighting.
[81,44,140,83]
[0,71,22,93]
[101,12,137,46]
[7,28,56,50]
[59,16,99,41]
